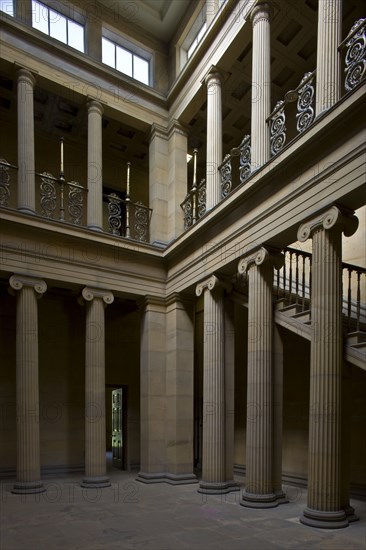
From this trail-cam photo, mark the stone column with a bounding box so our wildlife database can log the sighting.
[168,121,188,241]
[238,247,284,508]
[316,0,342,116]
[149,125,169,245]
[137,297,167,483]
[204,68,223,210]
[165,294,197,484]
[9,274,47,494]
[80,287,114,488]
[250,3,271,171]
[17,68,36,214]
[196,275,238,494]
[87,100,104,231]
[298,205,358,528]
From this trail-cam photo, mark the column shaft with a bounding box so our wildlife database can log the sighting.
[316,0,342,116]
[251,4,271,170]
[168,122,188,241]
[9,275,47,494]
[205,71,222,210]
[17,69,36,214]
[149,125,169,245]
[87,100,104,231]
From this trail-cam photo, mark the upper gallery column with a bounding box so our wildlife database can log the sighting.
[196,275,238,494]
[204,68,223,210]
[80,287,114,488]
[17,68,36,214]
[87,100,104,231]
[238,247,285,508]
[298,205,358,528]
[9,274,47,494]
[316,0,342,116]
[250,3,271,171]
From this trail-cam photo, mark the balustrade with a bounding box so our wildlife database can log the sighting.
[36,171,86,225]
[340,18,366,93]
[0,159,17,208]
[105,192,151,242]
[218,135,251,199]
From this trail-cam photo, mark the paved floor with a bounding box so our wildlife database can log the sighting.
[1,468,365,550]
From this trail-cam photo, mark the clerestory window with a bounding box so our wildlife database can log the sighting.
[0,0,14,16]
[102,37,150,86]
[32,0,84,53]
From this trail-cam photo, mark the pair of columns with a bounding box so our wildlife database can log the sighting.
[8,275,113,493]
[16,68,104,231]
[204,0,343,210]
[196,204,358,527]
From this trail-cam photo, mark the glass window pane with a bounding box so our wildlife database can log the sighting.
[188,38,197,59]
[0,0,14,16]
[133,56,149,85]
[32,0,49,35]
[68,20,84,52]
[197,23,206,42]
[116,46,132,77]
[102,38,115,68]
[49,9,67,43]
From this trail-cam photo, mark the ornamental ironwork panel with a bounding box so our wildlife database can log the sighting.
[134,201,148,241]
[182,195,193,230]
[197,179,206,218]
[0,160,11,207]
[239,135,251,183]
[68,182,84,225]
[296,72,315,133]
[344,18,366,92]
[270,100,286,156]
[107,193,122,235]
[40,172,57,217]
[220,154,232,198]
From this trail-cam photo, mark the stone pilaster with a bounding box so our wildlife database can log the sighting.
[298,205,358,528]
[341,362,358,522]
[165,294,197,484]
[168,121,188,241]
[224,298,236,485]
[250,3,271,171]
[9,274,47,494]
[204,68,223,210]
[137,297,167,483]
[80,287,114,488]
[149,125,169,245]
[238,247,284,508]
[87,100,104,231]
[316,0,342,116]
[17,68,36,214]
[273,325,288,503]
[196,275,238,494]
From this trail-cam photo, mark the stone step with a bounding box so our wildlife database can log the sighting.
[277,303,304,316]
[291,310,311,324]
[347,331,366,346]
[350,342,366,351]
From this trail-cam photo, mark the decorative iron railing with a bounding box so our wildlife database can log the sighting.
[0,159,17,208]
[181,178,206,230]
[36,171,87,225]
[339,17,366,93]
[218,135,251,199]
[105,192,151,242]
[268,70,316,157]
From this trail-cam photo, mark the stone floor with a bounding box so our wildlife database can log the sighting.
[1,467,365,550]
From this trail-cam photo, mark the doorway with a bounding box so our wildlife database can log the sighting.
[106,385,128,470]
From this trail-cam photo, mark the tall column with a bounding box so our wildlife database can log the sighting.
[9,274,47,494]
[87,100,104,231]
[137,297,167,483]
[250,3,271,171]
[196,275,238,494]
[17,68,36,214]
[149,125,169,245]
[316,0,342,116]
[80,287,114,488]
[204,68,223,210]
[238,247,284,508]
[168,121,188,241]
[165,294,197,484]
[298,205,358,528]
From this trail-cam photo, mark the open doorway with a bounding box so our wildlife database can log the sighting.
[106,384,128,470]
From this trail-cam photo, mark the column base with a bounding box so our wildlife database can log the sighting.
[198,480,240,495]
[81,476,111,489]
[344,504,359,523]
[136,472,167,484]
[165,473,198,485]
[300,507,349,529]
[12,480,46,494]
[274,489,289,505]
[240,490,279,509]
[17,206,36,215]
[87,224,103,232]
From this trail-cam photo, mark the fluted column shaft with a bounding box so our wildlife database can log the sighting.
[9,274,47,494]
[196,276,238,494]
[316,0,342,116]
[205,70,223,210]
[298,205,358,528]
[251,3,271,170]
[81,287,114,488]
[17,69,36,214]
[238,247,284,508]
[87,100,104,231]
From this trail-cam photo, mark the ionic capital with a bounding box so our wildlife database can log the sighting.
[16,67,36,87]
[202,65,225,87]
[238,246,284,275]
[196,275,232,297]
[81,287,114,305]
[297,205,358,242]
[87,99,104,116]
[9,274,47,296]
[251,2,272,26]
